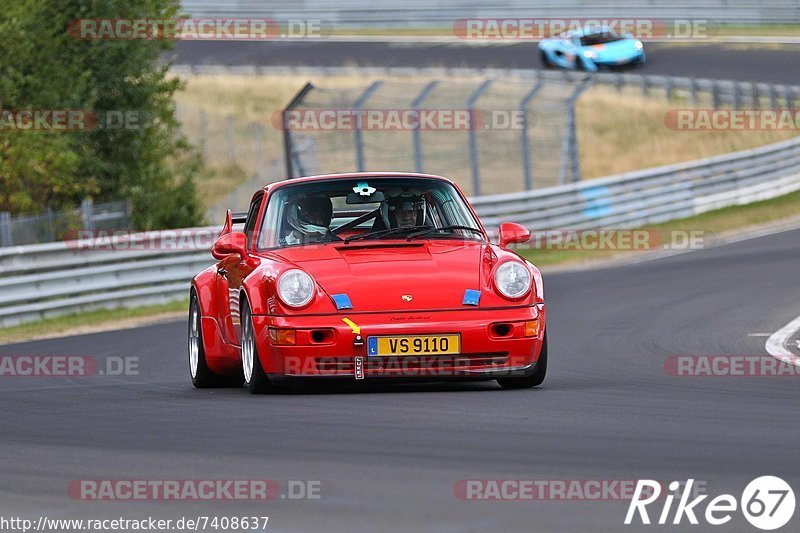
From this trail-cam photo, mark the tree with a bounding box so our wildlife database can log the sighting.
[0,0,202,229]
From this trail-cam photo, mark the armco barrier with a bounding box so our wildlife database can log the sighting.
[1,136,799,326]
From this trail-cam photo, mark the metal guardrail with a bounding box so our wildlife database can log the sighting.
[181,0,800,26]
[471,136,800,230]
[0,230,217,326]
[2,136,799,327]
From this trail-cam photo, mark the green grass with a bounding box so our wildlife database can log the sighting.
[518,189,800,267]
[0,299,188,345]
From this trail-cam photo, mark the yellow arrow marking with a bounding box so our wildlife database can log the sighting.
[342,318,360,335]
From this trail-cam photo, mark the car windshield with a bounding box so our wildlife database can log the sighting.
[256,177,484,250]
[580,30,624,46]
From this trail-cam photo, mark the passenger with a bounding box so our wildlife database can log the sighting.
[384,196,426,229]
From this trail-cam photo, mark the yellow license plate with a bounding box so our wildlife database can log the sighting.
[367,335,461,356]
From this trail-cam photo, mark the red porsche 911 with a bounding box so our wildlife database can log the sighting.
[189,172,546,393]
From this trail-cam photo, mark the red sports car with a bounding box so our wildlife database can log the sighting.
[189,172,547,393]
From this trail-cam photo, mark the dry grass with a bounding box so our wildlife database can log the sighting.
[174,73,798,207]
[577,85,797,179]
[176,74,380,205]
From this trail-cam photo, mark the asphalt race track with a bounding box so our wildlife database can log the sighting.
[172,41,800,85]
[2,229,798,532]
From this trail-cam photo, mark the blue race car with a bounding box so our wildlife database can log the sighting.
[538,27,645,72]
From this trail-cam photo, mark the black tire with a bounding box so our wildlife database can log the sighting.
[539,50,552,68]
[574,55,585,71]
[497,333,548,389]
[189,291,243,388]
[241,299,274,394]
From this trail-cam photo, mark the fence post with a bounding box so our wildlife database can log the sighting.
[282,82,314,179]
[45,207,55,242]
[466,79,493,196]
[520,79,545,191]
[733,82,741,110]
[664,77,673,101]
[81,198,94,232]
[769,84,778,109]
[690,78,698,106]
[0,212,12,247]
[411,81,439,173]
[560,77,593,185]
[786,86,795,114]
[353,81,384,172]
[711,80,720,109]
[751,83,760,109]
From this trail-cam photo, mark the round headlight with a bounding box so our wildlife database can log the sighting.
[634,41,644,50]
[277,269,315,307]
[494,261,532,299]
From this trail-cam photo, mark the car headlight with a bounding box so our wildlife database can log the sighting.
[277,269,315,307]
[634,41,644,50]
[494,261,532,299]
[583,50,598,59]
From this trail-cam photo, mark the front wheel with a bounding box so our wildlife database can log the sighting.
[241,299,274,394]
[497,333,548,389]
[539,50,552,68]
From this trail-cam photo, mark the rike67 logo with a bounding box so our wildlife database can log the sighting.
[626,477,795,530]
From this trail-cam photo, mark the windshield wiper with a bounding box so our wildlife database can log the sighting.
[405,225,485,240]
[343,225,429,244]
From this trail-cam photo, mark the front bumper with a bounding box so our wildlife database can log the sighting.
[592,51,645,67]
[252,305,545,380]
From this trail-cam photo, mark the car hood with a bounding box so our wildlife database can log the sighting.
[272,240,484,312]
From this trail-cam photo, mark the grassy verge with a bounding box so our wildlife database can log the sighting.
[517,189,800,267]
[0,300,187,346]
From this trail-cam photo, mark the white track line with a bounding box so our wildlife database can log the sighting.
[765,315,800,368]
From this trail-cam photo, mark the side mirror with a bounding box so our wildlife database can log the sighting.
[212,231,247,260]
[498,222,530,250]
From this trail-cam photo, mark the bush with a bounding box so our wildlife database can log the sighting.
[0,0,203,229]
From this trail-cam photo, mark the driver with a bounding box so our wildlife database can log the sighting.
[284,195,337,245]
